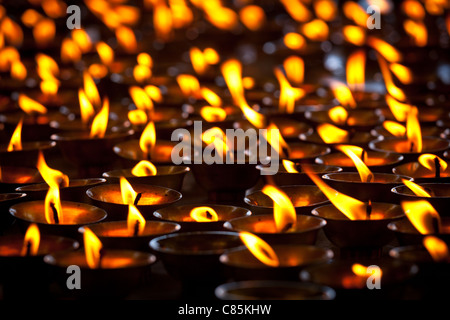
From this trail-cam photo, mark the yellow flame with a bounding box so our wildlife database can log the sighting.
[202,127,231,159]
[71,28,92,53]
[239,231,280,267]
[18,94,47,115]
[389,63,413,85]
[120,176,138,205]
[10,60,27,80]
[402,0,426,20]
[37,151,69,190]
[96,41,114,66]
[401,200,441,234]
[190,47,208,75]
[153,1,173,41]
[7,118,23,152]
[240,102,265,129]
[404,19,428,47]
[283,32,306,50]
[200,106,227,122]
[328,106,349,125]
[263,123,290,158]
[336,145,374,183]
[378,57,407,102]
[317,123,349,144]
[343,1,368,27]
[203,3,238,31]
[78,88,95,126]
[133,64,152,83]
[301,19,329,41]
[44,187,62,224]
[352,263,383,278]
[127,204,146,236]
[314,0,337,21]
[383,120,406,137]
[406,107,422,153]
[275,67,305,114]
[402,179,431,198]
[189,206,219,222]
[144,85,163,103]
[176,74,201,98]
[83,228,103,269]
[115,26,137,53]
[1,17,23,46]
[280,0,311,23]
[169,0,193,29]
[88,63,108,79]
[283,56,304,85]
[201,87,222,107]
[0,47,20,72]
[419,154,448,172]
[330,81,356,108]
[305,166,368,220]
[128,109,148,126]
[61,38,82,63]
[90,98,109,139]
[130,86,153,111]
[368,36,402,63]
[239,5,265,31]
[33,18,55,46]
[83,71,101,107]
[21,9,42,27]
[36,53,59,80]
[242,76,255,90]
[131,160,157,177]
[262,185,297,232]
[385,94,411,122]
[21,223,40,256]
[343,25,366,46]
[423,236,449,262]
[139,121,156,158]
[282,159,299,173]
[346,49,366,92]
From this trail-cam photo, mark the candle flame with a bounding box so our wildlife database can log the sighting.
[402,179,432,198]
[129,86,153,112]
[329,80,356,109]
[78,88,95,126]
[89,97,109,139]
[385,94,412,122]
[200,106,227,122]
[282,159,299,173]
[283,56,304,85]
[10,59,27,80]
[304,165,368,220]
[128,109,148,126]
[262,185,297,233]
[314,0,337,21]
[61,38,82,63]
[352,263,383,278]
[133,64,152,83]
[274,67,305,114]
[328,106,349,126]
[423,236,449,262]
[120,176,139,205]
[418,154,448,171]
[343,25,366,46]
[144,85,163,103]
[139,121,156,158]
[33,18,55,47]
[201,87,222,108]
[239,231,280,267]
[401,200,441,234]
[346,49,366,92]
[406,107,422,153]
[202,127,231,159]
[402,0,425,20]
[131,160,157,177]
[176,74,201,98]
[189,206,219,222]
[317,123,349,144]
[389,63,413,85]
[336,145,374,183]
[83,71,101,108]
[7,117,23,152]
[262,123,290,158]
[83,227,103,269]
[367,36,402,63]
[127,204,146,236]
[18,94,47,115]
[283,32,306,50]
[71,28,92,53]
[383,120,406,137]
[301,19,329,41]
[280,0,311,22]
[343,1,368,27]
[115,26,137,53]
[96,41,114,66]
[21,223,40,256]
[239,5,265,31]
[404,19,428,47]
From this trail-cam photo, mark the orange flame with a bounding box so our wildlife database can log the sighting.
[133,64,152,83]
[346,50,366,92]
[190,47,208,75]
[423,236,449,262]
[239,231,280,267]
[89,98,109,139]
[21,9,42,27]
[336,145,374,182]
[343,25,366,46]
[402,179,431,198]
[7,118,23,152]
[406,107,422,153]
[96,41,114,66]
[301,19,329,41]
[328,106,349,126]
[115,26,137,53]
[128,109,148,126]
[329,81,356,108]
[139,121,156,158]
[83,227,103,269]
[203,2,238,31]
[71,28,92,53]
[202,127,231,159]
[404,19,428,47]
[283,56,304,85]
[385,94,411,122]
[201,87,222,107]
[367,36,402,63]
[1,17,23,46]
[88,64,108,79]
[78,89,95,126]
[419,154,448,172]
[401,200,441,234]
[190,206,219,222]
[343,1,368,27]
[389,63,413,85]
[131,160,157,177]
[262,185,297,232]
[274,67,305,114]
[127,204,146,236]
[383,120,406,137]
[10,60,27,81]
[33,18,55,47]
[83,71,101,107]
[144,85,163,103]
[153,1,173,41]
[21,223,40,256]
[378,57,407,102]
[352,263,383,278]
[305,166,369,220]
[61,38,82,63]
[18,94,47,115]
[282,159,299,173]
[176,74,201,98]
[239,5,265,31]
[402,0,425,20]
[317,123,349,144]
[314,0,337,21]
[120,176,138,205]
[283,32,306,50]
[200,106,227,122]
[130,86,153,112]
[280,0,311,23]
